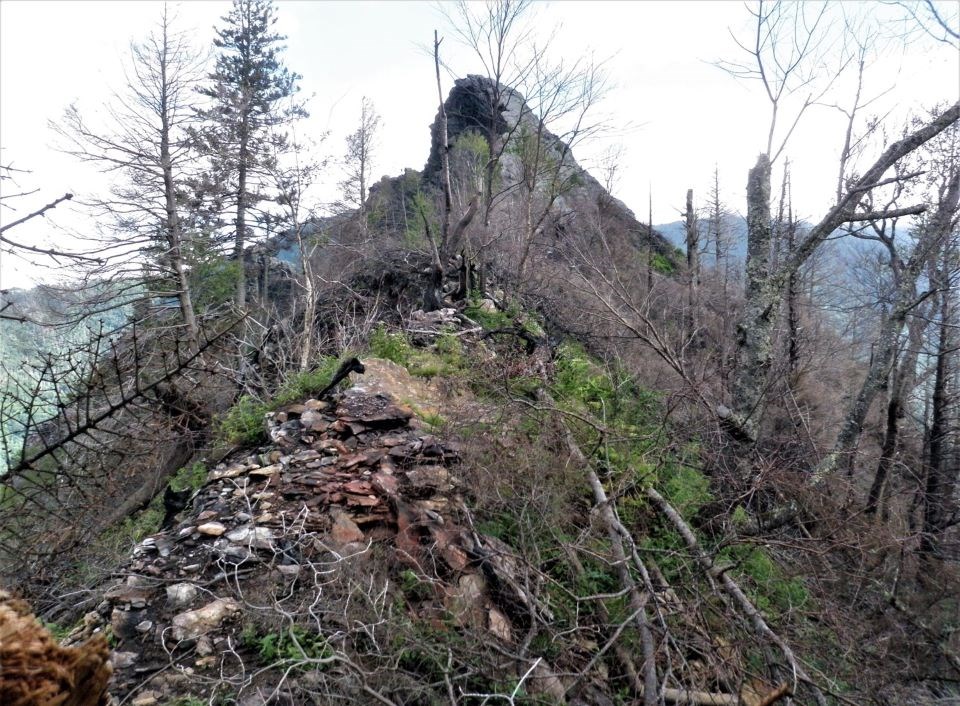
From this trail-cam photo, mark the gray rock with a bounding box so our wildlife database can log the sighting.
[165,583,197,610]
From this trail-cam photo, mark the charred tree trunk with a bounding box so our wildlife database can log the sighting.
[865,310,926,517]
[920,254,957,559]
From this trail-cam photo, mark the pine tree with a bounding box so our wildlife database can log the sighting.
[197,0,305,310]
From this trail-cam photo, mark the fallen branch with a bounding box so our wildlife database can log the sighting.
[536,388,658,705]
[645,486,826,706]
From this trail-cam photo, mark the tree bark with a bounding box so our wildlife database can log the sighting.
[158,26,199,346]
[235,119,250,312]
[729,154,773,443]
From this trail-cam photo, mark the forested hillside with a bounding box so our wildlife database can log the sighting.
[1,1,958,705]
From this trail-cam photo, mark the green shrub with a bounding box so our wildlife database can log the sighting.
[662,465,712,520]
[217,395,268,446]
[717,544,809,614]
[651,253,675,274]
[243,624,332,665]
[192,259,241,313]
[272,357,340,406]
[370,324,412,366]
[553,342,614,410]
[463,301,513,331]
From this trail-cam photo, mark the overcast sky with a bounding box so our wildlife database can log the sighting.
[1,0,957,289]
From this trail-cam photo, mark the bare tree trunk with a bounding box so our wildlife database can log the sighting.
[865,309,926,516]
[814,171,960,482]
[158,32,199,346]
[646,187,654,295]
[921,251,957,558]
[785,219,799,380]
[425,30,453,311]
[235,124,250,312]
[729,154,773,443]
[727,104,959,462]
[685,188,699,333]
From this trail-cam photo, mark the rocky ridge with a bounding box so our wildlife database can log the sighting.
[62,354,551,705]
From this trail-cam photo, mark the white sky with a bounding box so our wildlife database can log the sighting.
[1,0,958,289]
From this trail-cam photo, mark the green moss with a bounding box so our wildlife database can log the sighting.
[170,461,207,492]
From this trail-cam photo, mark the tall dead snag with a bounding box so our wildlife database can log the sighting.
[685,188,699,334]
[864,306,928,517]
[814,168,960,482]
[920,236,959,559]
[424,31,479,311]
[52,7,203,345]
[726,103,960,463]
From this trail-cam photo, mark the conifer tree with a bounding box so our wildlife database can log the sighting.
[197,0,305,310]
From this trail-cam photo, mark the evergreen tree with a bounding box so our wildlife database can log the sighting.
[196,0,305,310]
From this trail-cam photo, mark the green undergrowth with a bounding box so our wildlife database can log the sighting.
[59,461,209,590]
[241,623,333,667]
[543,340,814,635]
[370,323,466,379]
[215,357,341,446]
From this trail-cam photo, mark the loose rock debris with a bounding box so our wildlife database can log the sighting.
[62,374,542,703]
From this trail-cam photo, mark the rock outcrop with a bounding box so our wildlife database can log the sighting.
[423,74,676,258]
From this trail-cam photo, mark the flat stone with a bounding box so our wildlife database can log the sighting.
[330,513,365,545]
[209,465,246,481]
[171,598,240,641]
[226,526,275,550]
[249,464,281,478]
[111,651,139,669]
[105,585,154,607]
[197,522,226,536]
[132,691,160,706]
[405,465,451,490]
[301,409,329,432]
